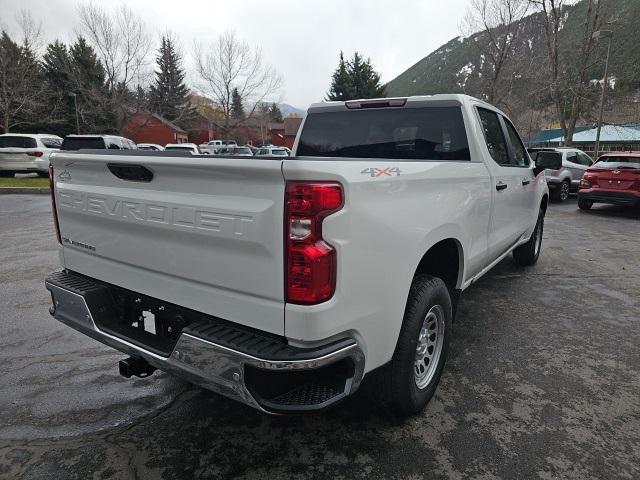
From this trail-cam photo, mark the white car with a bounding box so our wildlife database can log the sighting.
[164,143,200,155]
[137,143,165,151]
[255,147,290,157]
[46,94,554,416]
[199,139,237,154]
[0,133,63,177]
[528,147,593,202]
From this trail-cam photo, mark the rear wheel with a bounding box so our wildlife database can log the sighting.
[367,275,452,416]
[553,180,570,202]
[513,208,544,266]
[578,198,593,210]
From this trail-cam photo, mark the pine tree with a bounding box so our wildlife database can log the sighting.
[69,37,113,133]
[325,52,354,101]
[349,52,386,99]
[42,40,75,135]
[269,102,283,122]
[231,88,245,122]
[149,36,193,127]
[325,51,386,101]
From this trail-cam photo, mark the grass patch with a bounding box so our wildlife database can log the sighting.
[0,176,49,188]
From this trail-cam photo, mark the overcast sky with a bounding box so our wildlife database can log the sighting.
[1,0,470,109]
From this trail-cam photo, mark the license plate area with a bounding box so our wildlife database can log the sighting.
[90,284,205,356]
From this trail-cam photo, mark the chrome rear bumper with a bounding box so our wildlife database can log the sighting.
[46,271,365,413]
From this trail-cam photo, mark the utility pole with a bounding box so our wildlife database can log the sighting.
[69,93,80,134]
[593,30,613,159]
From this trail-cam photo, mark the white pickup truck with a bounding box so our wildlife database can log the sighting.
[45,95,558,415]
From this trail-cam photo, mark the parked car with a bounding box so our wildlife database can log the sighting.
[45,94,553,416]
[528,147,593,202]
[220,146,253,156]
[577,151,640,210]
[255,146,290,157]
[199,139,237,154]
[164,143,200,155]
[0,133,62,177]
[61,135,137,151]
[137,143,165,151]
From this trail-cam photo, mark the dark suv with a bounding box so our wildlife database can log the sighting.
[61,135,137,151]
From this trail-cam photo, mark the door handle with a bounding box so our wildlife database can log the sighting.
[496,182,508,191]
[522,178,531,186]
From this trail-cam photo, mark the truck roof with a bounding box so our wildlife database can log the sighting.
[308,94,499,113]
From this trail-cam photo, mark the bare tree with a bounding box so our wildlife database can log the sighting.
[15,9,43,53]
[77,2,152,129]
[529,0,611,144]
[0,12,47,133]
[195,31,282,129]
[462,0,530,106]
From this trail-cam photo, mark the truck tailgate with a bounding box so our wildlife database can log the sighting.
[51,153,286,335]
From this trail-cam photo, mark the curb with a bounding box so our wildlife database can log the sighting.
[0,187,51,195]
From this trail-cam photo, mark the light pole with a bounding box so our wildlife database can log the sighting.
[69,93,80,134]
[593,30,613,159]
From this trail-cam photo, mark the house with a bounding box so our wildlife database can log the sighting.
[282,116,303,149]
[122,112,188,145]
[536,123,640,156]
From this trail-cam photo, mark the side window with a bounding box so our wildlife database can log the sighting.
[577,152,593,166]
[477,108,510,166]
[502,118,529,167]
[41,137,62,148]
[107,139,121,149]
[566,152,578,164]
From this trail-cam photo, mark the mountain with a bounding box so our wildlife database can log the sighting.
[386,0,640,132]
[278,103,305,117]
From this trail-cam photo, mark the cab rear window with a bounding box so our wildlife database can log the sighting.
[297,106,470,160]
[61,137,106,150]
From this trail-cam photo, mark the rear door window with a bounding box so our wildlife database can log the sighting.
[297,106,470,160]
[477,108,510,166]
[566,152,578,164]
[577,152,593,166]
[502,118,529,167]
[0,136,37,148]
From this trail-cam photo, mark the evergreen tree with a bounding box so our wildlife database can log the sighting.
[149,36,193,127]
[269,102,283,122]
[231,87,245,122]
[42,40,75,135]
[69,36,114,133]
[325,52,354,101]
[325,51,386,101]
[350,52,386,99]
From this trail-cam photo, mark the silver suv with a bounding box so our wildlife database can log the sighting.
[528,147,593,202]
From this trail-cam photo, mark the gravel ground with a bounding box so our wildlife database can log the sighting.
[0,194,639,479]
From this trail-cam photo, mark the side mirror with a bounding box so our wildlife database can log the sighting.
[533,152,562,176]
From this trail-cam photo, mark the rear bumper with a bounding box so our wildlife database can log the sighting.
[0,160,43,172]
[578,189,640,207]
[45,270,365,413]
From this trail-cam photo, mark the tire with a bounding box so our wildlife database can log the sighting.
[367,275,452,416]
[0,171,14,178]
[513,208,544,266]
[37,172,49,178]
[552,180,570,202]
[578,198,593,210]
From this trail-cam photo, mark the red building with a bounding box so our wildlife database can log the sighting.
[122,112,188,145]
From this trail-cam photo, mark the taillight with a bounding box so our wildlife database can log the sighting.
[579,177,592,189]
[285,181,343,304]
[27,151,44,157]
[49,166,61,244]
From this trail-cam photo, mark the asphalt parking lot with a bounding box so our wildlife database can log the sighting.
[1,194,639,479]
